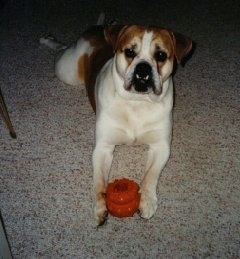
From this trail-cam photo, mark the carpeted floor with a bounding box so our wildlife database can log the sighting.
[0,0,239,258]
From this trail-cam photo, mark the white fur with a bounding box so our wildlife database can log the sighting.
[141,31,154,57]
[92,31,174,225]
[55,39,94,86]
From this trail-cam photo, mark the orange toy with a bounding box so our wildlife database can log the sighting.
[105,178,141,218]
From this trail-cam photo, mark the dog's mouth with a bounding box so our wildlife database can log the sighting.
[124,62,162,95]
[125,81,162,96]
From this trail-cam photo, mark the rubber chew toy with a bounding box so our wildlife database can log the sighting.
[105,178,141,217]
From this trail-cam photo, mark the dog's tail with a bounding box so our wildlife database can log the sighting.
[40,13,107,50]
[39,36,67,51]
[96,12,105,25]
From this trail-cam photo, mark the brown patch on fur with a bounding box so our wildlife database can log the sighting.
[152,29,175,57]
[86,47,113,113]
[77,26,114,113]
[109,25,191,63]
[104,25,128,50]
[151,29,175,73]
[170,31,192,64]
[77,54,88,83]
[115,25,145,52]
[125,56,134,67]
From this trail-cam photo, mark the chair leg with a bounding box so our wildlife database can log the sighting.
[0,88,16,138]
[0,213,13,259]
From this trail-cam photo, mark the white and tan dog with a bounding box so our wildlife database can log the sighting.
[42,23,192,225]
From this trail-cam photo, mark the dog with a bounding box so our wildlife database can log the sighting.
[41,20,192,225]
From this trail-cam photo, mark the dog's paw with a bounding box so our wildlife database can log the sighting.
[94,198,108,226]
[139,191,158,219]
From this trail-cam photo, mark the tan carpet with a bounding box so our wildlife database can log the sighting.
[0,0,239,258]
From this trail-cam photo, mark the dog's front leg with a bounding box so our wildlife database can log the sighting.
[139,142,170,219]
[92,143,115,225]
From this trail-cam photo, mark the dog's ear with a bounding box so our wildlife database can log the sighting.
[104,25,128,51]
[171,31,192,65]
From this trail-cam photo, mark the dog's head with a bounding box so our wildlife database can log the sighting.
[104,25,192,101]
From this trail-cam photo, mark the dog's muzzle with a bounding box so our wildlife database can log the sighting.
[124,61,162,96]
[133,62,155,93]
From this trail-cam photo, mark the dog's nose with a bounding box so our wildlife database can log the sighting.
[133,62,153,92]
[134,62,152,82]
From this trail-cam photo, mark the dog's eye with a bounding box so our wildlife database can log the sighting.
[124,48,136,59]
[154,51,167,62]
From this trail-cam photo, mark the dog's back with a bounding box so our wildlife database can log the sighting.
[55,26,112,85]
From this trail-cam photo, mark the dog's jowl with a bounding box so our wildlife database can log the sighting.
[54,24,192,225]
